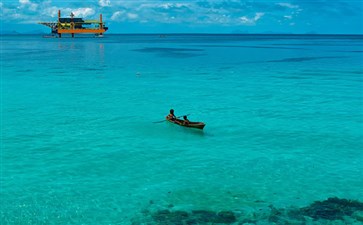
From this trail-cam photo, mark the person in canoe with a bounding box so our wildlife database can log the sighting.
[166,109,176,121]
[182,115,190,125]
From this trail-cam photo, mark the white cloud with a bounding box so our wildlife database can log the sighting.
[29,3,37,11]
[239,16,249,23]
[69,8,95,18]
[41,7,95,18]
[157,3,189,9]
[239,12,264,25]
[127,13,138,19]
[107,2,270,26]
[99,0,111,7]
[159,3,173,9]
[255,12,264,20]
[137,2,190,11]
[42,6,59,18]
[277,3,299,9]
[284,15,292,19]
[18,0,38,11]
[19,0,30,4]
[111,11,138,21]
[111,11,124,21]
[41,7,96,19]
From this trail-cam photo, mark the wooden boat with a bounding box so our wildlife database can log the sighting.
[167,118,206,130]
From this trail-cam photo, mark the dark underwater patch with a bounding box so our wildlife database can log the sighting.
[194,44,306,50]
[132,47,205,58]
[300,197,363,220]
[267,56,346,63]
[271,75,311,80]
[302,69,363,75]
[81,67,104,71]
[345,50,363,53]
[134,47,204,52]
[348,70,363,74]
[151,209,236,224]
[271,197,363,223]
[16,69,34,73]
[271,43,363,47]
[53,69,69,74]
[133,197,363,224]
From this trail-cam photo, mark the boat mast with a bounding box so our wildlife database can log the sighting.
[57,10,61,38]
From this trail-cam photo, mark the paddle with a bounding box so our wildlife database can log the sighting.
[153,114,190,123]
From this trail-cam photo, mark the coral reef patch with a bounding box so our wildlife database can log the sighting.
[300,197,363,220]
[152,209,236,224]
[131,197,363,224]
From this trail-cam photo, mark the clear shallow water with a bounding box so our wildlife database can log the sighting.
[1,34,363,224]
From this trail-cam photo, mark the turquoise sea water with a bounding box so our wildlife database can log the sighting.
[1,34,363,224]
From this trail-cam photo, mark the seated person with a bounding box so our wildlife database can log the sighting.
[166,109,176,121]
[182,115,190,125]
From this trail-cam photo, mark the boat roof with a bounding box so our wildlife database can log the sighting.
[59,18,84,23]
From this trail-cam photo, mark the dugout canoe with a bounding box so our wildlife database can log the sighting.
[167,118,205,130]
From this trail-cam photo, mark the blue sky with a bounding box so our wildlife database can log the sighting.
[0,0,362,34]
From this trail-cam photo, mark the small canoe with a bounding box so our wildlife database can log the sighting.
[167,118,206,130]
